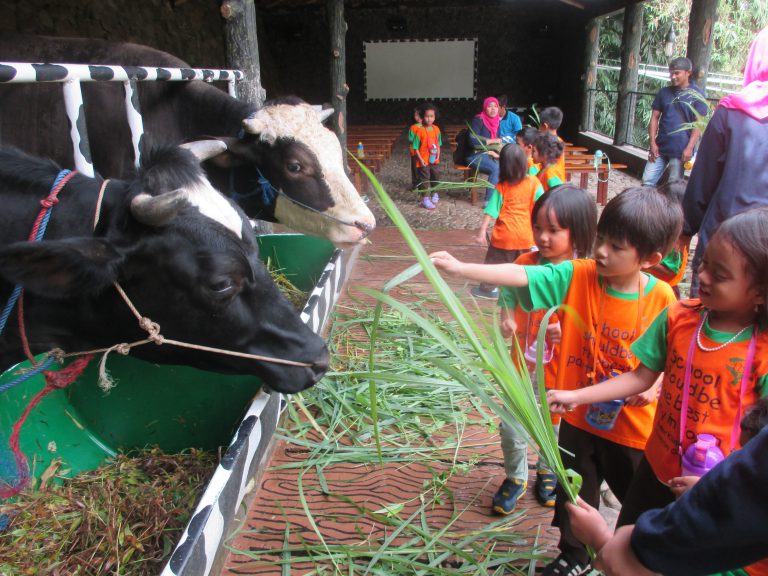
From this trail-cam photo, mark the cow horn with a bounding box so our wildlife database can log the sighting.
[180,140,228,162]
[130,190,189,227]
[317,108,334,123]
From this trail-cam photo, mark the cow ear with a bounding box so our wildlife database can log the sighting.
[0,238,121,298]
[202,137,256,168]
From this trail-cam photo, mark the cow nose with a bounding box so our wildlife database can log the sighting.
[355,220,374,239]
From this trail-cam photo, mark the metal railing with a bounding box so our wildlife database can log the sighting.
[0,62,243,177]
[585,87,721,150]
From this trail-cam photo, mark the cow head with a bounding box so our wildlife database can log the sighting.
[0,146,328,393]
[211,100,376,247]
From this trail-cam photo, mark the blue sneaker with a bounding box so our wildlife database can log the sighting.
[492,478,527,515]
[535,470,557,507]
[431,192,440,204]
[420,196,436,210]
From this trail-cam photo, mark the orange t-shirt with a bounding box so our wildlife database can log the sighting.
[527,157,541,175]
[538,163,565,191]
[556,135,566,181]
[408,122,421,157]
[508,252,560,384]
[490,176,540,250]
[507,251,562,424]
[412,124,441,168]
[747,559,768,576]
[526,259,677,449]
[666,244,689,288]
[643,300,768,483]
[648,245,689,288]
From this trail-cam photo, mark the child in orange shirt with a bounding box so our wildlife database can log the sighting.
[516,127,541,176]
[407,106,422,193]
[431,187,682,576]
[492,184,597,515]
[539,106,566,182]
[471,144,544,299]
[548,208,768,576]
[533,132,565,191]
[412,102,442,210]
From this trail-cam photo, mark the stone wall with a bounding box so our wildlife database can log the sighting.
[1,0,590,140]
[257,3,589,138]
[0,0,226,67]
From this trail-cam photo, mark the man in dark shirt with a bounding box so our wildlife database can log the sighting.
[642,57,708,186]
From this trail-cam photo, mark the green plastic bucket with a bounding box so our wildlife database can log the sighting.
[0,234,335,487]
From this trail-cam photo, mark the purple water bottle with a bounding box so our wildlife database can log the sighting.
[681,433,725,477]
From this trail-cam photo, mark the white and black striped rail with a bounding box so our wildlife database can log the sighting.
[0,62,243,177]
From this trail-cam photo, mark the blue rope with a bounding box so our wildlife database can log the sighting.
[0,355,55,394]
[0,169,70,385]
[0,285,22,335]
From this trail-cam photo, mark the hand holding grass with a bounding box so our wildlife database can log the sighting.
[547,389,581,413]
[566,497,613,551]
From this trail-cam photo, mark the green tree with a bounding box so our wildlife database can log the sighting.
[593,0,768,146]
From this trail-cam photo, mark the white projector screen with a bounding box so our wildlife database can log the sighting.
[364,39,477,100]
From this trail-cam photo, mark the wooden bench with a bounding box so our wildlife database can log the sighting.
[454,164,492,206]
[564,162,628,206]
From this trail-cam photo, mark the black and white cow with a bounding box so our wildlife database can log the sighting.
[0,34,375,246]
[0,143,328,392]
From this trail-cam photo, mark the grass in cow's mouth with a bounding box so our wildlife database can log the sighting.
[0,448,216,575]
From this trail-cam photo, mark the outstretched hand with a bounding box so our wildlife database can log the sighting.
[429,251,465,276]
[546,389,579,413]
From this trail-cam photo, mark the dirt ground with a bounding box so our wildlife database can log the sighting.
[363,130,642,231]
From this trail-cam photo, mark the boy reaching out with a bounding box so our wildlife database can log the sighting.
[431,187,682,576]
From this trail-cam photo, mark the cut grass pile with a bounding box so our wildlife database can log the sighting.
[0,448,216,575]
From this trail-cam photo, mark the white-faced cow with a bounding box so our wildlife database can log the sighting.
[0,144,328,393]
[0,34,375,246]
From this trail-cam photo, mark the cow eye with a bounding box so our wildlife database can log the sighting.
[286,161,302,174]
[210,279,235,294]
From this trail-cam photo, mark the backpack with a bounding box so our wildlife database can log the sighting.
[452,128,470,166]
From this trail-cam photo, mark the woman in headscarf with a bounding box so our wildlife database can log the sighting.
[465,96,504,206]
[683,26,768,296]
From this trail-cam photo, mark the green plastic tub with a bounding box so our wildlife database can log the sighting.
[0,233,336,487]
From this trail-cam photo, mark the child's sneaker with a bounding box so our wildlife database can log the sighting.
[491,478,527,515]
[420,196,436,210]
[535,470,557,507]
[431,192,440,204]
[541,552,589,576]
